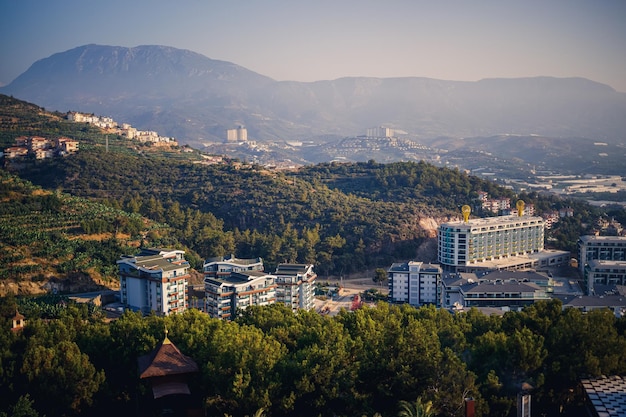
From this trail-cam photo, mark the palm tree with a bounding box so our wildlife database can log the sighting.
[398,396,436,417]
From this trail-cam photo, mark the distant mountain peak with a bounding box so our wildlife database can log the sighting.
[1,44,625,147]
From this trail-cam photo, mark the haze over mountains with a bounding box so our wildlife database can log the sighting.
[2,44,626,150]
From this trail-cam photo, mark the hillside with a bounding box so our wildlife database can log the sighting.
[1,95,616,291]
[2,44,626,148]
[0,171,181,296]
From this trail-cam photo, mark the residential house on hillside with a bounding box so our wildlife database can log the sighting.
[2,135,78,159]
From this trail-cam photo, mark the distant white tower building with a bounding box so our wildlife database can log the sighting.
[366,126,393,138]
[226,125,247,142]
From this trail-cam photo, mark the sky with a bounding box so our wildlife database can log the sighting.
[1,0,626,92]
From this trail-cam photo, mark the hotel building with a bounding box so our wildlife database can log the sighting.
[118,248,190,315]
[438,214,551,272]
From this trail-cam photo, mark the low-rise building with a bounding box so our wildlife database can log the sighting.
[118,248,190,315]
[460,279,549,310]
[56,137,79,154]
[557,293,626,318]
[4,147,28,158]
[442,270,553,311]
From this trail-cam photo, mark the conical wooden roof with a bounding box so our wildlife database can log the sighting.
[138,332,199,379]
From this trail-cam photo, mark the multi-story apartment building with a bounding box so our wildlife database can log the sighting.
[578,236,626,286]
[274,264,317,312]
[226,125,247,142]
[118,248,190,315]
[584,259,626,295]
[203,254,264,280]
[366,126,393,138]
[387,262,442,307]
[578,235,626,295]
[438,214,547,272]
[204,271,277,320]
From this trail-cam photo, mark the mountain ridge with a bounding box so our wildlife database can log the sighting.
[2,44,625,148]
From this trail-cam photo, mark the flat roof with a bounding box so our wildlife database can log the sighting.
[274,264,313,274]
[579,235,626,243]
[462,280,541,293]
[589,259,626,269]
[441,215,544,229]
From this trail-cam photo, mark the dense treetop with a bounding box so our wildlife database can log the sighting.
[1,297,625,417]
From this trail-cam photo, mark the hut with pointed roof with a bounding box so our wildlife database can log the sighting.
[137,330,200,416]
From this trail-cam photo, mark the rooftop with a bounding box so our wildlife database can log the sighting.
[441,214,544,229]
[581,375,626,417]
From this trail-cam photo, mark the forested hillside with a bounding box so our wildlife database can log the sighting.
[1,93,615,288]
[0,171,183,296]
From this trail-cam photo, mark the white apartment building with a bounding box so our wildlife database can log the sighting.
[438,214,546,272]
[204,271,277,320]
[118,248,190,315]
[387,262,442,307]
[274,264,317,312]
[366,126,393,138]
[584,259,626,295]
[203,254,264,279]
[578,236,626,278]
[202,255,267,319]
[226,125,247,142]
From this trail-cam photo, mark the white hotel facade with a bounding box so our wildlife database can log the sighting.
[438,215,559,272]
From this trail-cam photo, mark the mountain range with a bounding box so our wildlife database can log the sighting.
[2,44,626,150]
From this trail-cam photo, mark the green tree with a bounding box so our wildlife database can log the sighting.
[0,394,42,417]
[21,341,104,415]
[398,396,435,417]
[373,268,388,287]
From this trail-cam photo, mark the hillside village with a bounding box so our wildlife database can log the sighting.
[3,135,79,159]
[67,112,178,146]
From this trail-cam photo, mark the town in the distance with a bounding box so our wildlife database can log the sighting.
[3,105,626,417]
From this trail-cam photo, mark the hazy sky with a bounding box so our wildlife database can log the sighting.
[2,0,626,92]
